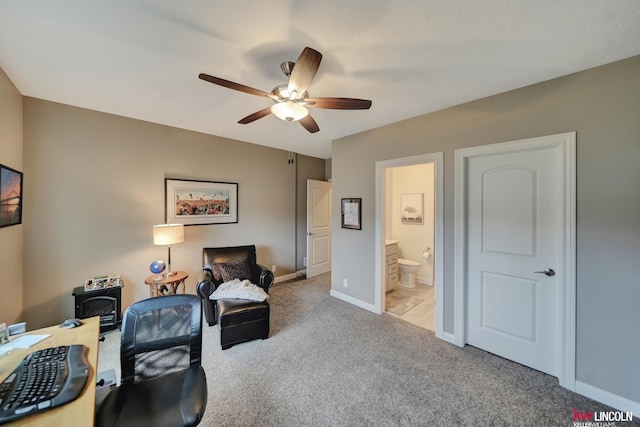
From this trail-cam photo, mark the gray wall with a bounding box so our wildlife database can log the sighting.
[22,98,324,328]
[331,55,640,403]
[324,159,332,181]
[0,67,23,324]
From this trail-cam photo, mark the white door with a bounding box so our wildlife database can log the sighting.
[466,139,567,377]
[306,180,332,278]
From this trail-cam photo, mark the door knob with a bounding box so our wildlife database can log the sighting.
[307,232,316,236]
[535,269,556,277]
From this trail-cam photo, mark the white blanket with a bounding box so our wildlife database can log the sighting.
[209,279,269,302]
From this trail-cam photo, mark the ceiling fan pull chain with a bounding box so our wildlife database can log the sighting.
[288,121,294,165]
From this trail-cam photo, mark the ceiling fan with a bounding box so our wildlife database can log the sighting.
[198,47,372,134]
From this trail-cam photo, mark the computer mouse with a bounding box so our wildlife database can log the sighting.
[59,318,83,329]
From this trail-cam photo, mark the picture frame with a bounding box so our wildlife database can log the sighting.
[0,163,23,228]
[165,178,238,226]
[84,274,123,291]
[341,198,362,230]
[401,193,424,224]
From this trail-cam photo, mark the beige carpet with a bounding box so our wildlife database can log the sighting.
[96,273,631,426]
[385,287,424,315]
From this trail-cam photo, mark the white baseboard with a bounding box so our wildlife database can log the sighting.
[274,270,307,284]
[575,380,640,415]
[274,273,298,283]
[330,289,377,313]
[416,275,433,286]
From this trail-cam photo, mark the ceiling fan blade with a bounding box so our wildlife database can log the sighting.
[299,114,320,133]
[199,73,272,98]
[306,97,372,110]
[238,107,272,124]
[288,47,322,99]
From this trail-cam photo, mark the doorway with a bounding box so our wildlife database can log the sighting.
[375,153,444,337]
[306,179,332,278]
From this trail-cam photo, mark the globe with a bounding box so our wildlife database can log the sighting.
[150,260,166,274]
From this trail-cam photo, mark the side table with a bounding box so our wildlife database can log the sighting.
[144,271,189,297]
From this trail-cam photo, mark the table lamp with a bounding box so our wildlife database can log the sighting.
[152,223,184,277]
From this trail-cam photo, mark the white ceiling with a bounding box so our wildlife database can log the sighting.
[1,1,639,159]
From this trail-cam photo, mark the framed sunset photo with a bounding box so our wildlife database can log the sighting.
[0,164,23,228]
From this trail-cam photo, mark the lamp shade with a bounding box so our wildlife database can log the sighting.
[271,101,309,122]
[153,223,184,246]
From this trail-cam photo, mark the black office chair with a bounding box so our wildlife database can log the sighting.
[95,295,207,427]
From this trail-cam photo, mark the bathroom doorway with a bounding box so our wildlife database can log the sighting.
[375,153,443,337]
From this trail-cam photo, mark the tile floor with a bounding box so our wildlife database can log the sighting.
[385,283,434,331]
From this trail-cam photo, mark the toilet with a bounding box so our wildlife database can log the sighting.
[397,258,420,288]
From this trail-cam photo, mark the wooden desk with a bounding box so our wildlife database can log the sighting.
[144,271,188,297]
[0,316,100,427]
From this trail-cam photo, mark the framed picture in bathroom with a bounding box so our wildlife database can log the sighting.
[401,193,423,224]
[341,198,361,230]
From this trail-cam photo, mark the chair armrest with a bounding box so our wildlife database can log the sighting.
[202,267,215,283]
[252,264,274,293]
[196,278,215,299]
[196,276,218,326]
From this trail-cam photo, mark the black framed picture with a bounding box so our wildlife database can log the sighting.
[165,178,238,226]
[0,163,23,228]
[341,198,362,230]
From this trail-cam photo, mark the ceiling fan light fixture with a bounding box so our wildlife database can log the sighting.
[272,84,308,101]
[273,84,291,99]
[200,47,370,132]
[271,101,309,122]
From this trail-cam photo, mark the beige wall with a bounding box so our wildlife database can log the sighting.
[0,68,23,324]
[331,55,640,403]
[22,98,324,329]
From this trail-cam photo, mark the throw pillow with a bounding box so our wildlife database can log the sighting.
[211,258,251,283]
[210,263,225,281]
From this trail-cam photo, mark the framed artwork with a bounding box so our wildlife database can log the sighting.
[341,198,362,230]
[84,274,123,291]
[401,193,423,224]
[0,163,23,228]
[165,178,238,226]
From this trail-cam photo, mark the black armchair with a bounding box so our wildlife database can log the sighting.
[196,245,274,349]
[95,294,207,427]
